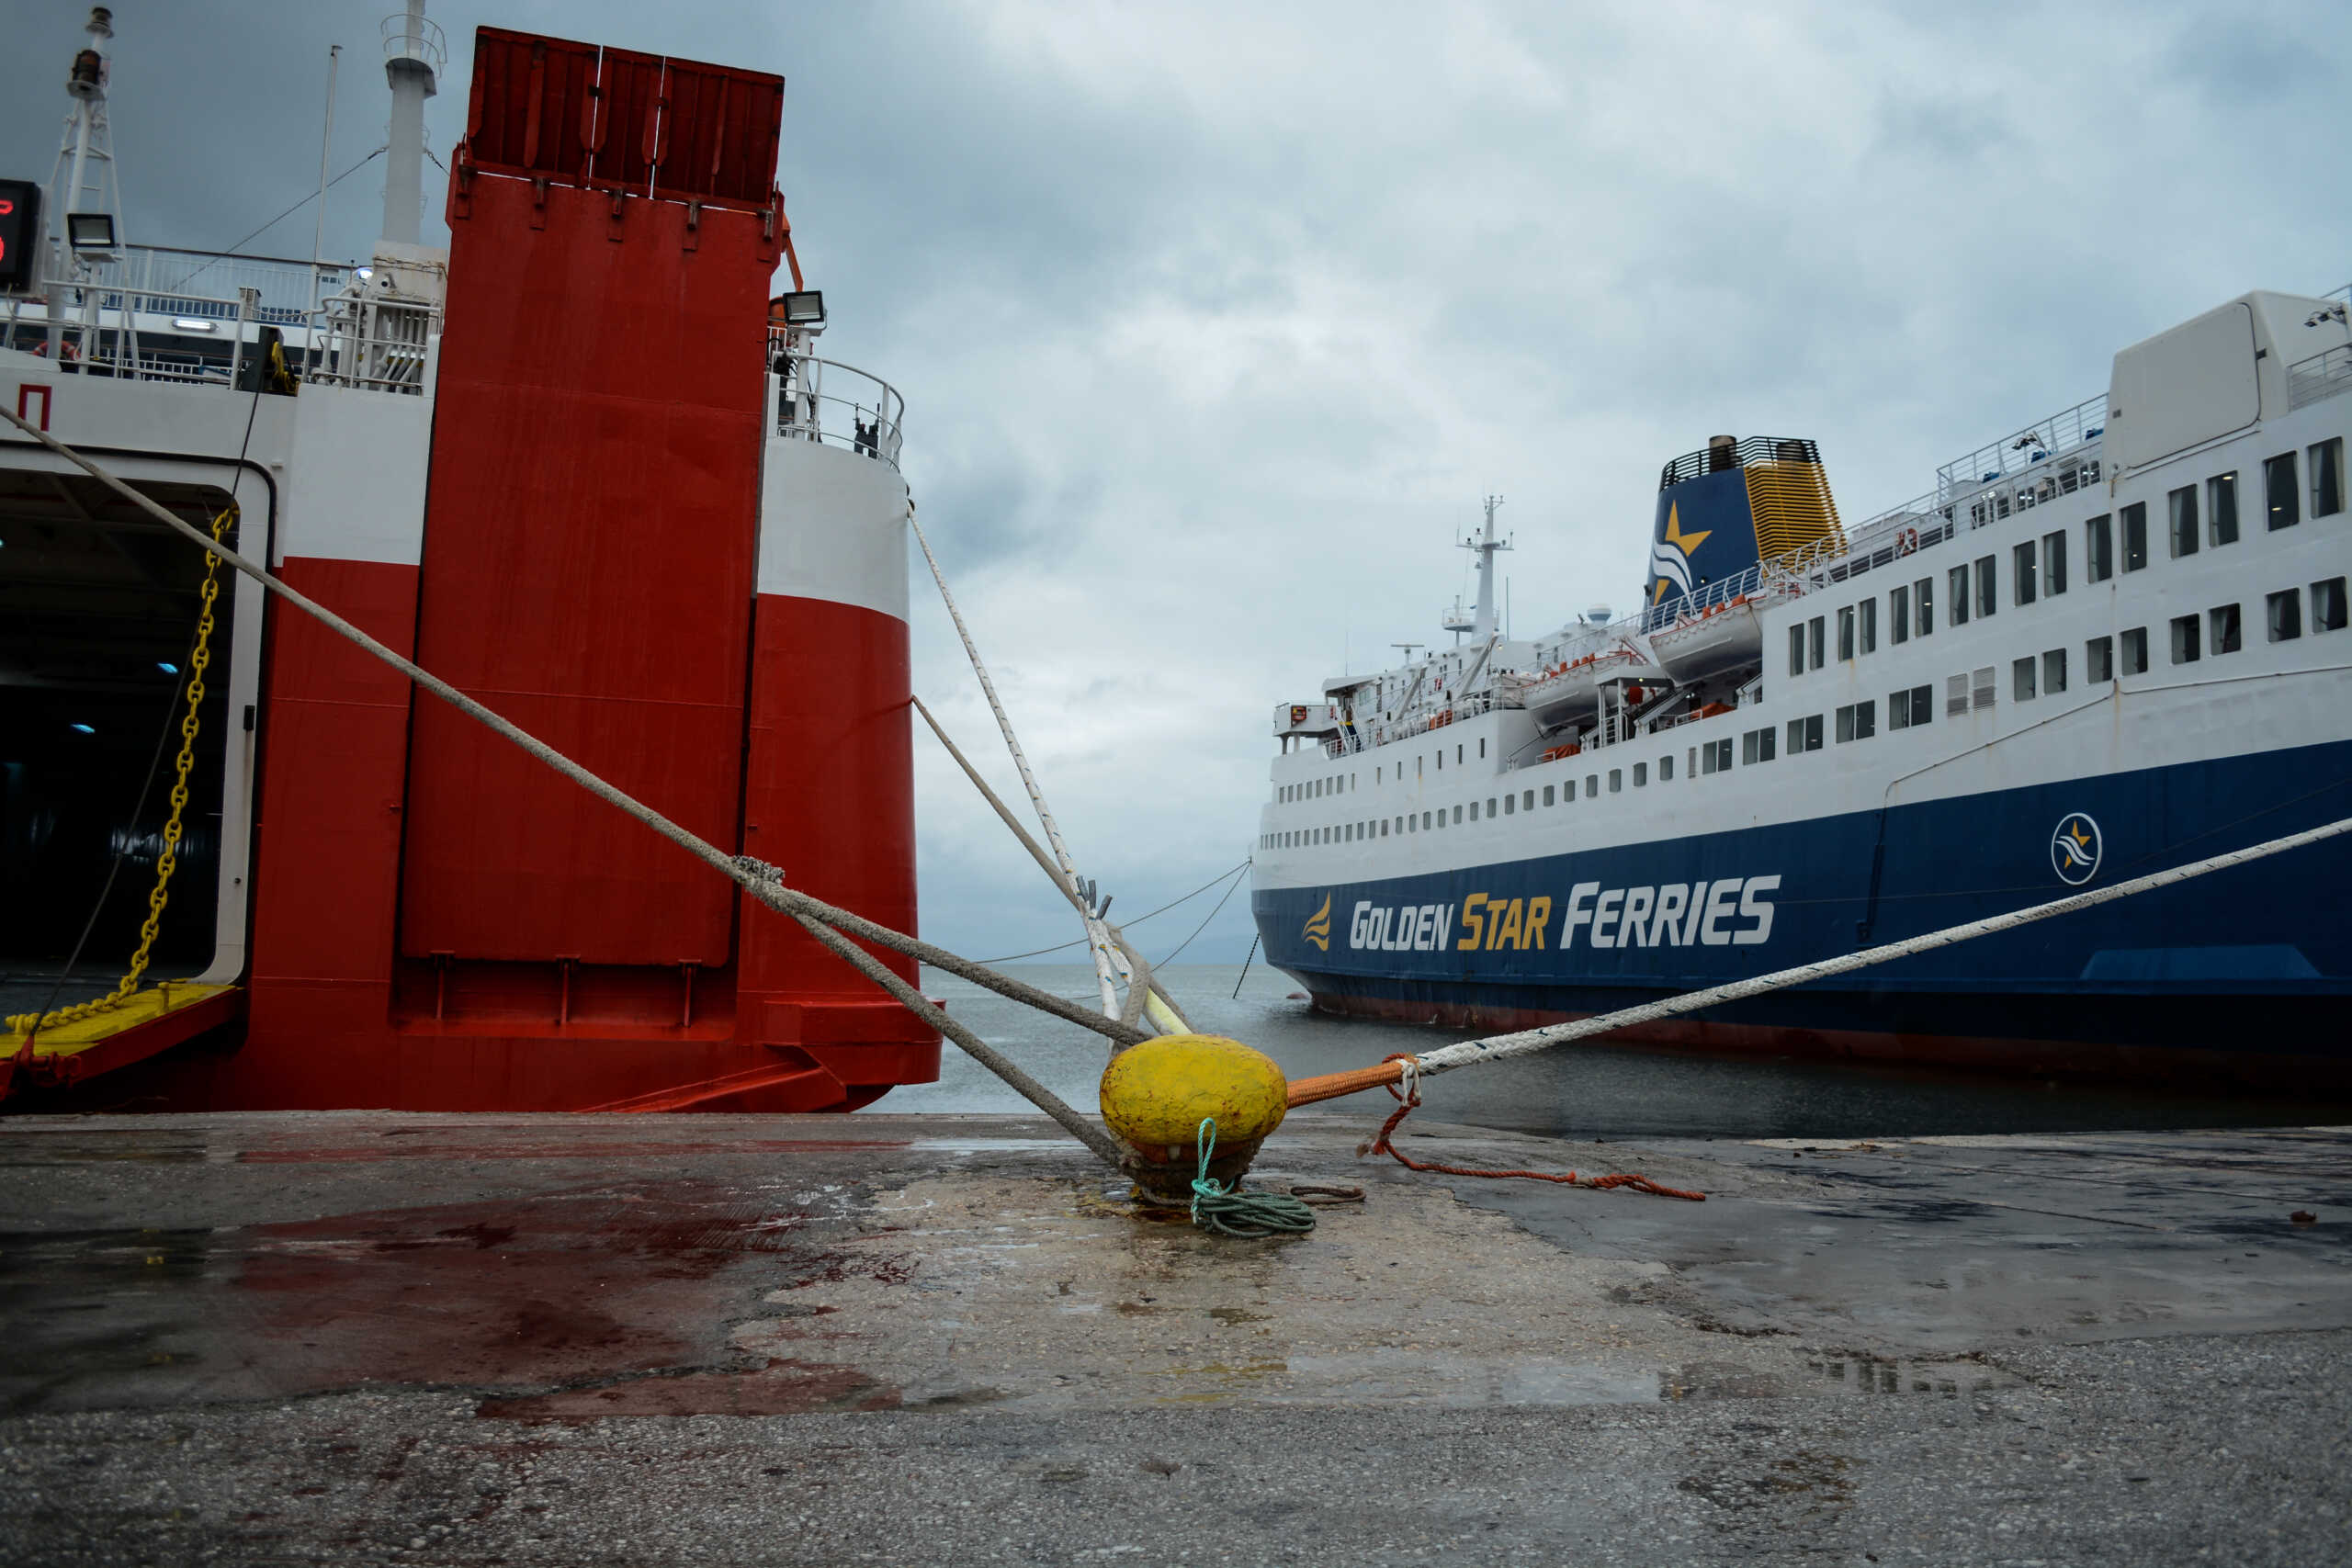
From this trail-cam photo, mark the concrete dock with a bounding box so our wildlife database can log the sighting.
[1,1111,2346,1564]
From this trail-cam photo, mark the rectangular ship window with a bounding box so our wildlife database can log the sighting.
[1889,688,1911,729]
[2121,626,2148,674]
[2042,529,2067,594]
[1543,784,1555,806]
[2012,656,2036,702]
[2086,513,2113,581]
[2087,636,2114,682]
[2168,485,2199,558]
[1503,795,1514,815]
[2122,502,2148,570]
[2209,472,2240,546]
[2211,604,2241,656]
[1838,606,1856,661]
[2014,538,2038,604]
[2171,614,2200,664]
[1789,623,1806,676]
[1972,666,1996,709]
[1786,715,1823,753]
[2043,648,2067,694]
[2312,438,2344,518]
[1946,672,1969,716]
[1487,796,1498,817]
[1587,773,1599,795]
[1634,763,1649,787]
[2319,578,2349,632]
[1949,563,1970,626]
[2268,589,2302,642]
[1976,555,1997,617]
[1916,576,1934,636]
[2267,452,2300,529]
[1523,790,1534,811]
[1808,615,1826,669]
[1890,584,1910,644]
[1860,596,1877,653]
[1835,701,1875,741]
[1468,801,1479,821]
[1453,805,1464,823]
[1609,770,1623,794]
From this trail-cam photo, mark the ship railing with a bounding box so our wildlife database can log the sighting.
[383,8,449,73]
[771,340,906,468]
[2289,344,2352,412]
[26,243,349,328]
[303,288,441,395]
[1325,695,1498,757]
[1935,389,2107,496]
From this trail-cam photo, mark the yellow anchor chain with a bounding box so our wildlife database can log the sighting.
[6,504,236,1037]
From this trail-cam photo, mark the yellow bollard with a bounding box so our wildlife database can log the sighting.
[1099,1034,1287,1204]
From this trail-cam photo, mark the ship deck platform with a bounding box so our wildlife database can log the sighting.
[1,1111,2346,1565]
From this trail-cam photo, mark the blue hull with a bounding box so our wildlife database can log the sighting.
[1252,739,2352,1080]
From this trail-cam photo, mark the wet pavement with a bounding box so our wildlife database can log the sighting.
[1,1111,2346,1564]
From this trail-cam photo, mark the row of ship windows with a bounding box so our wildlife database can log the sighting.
[1261,753,1703,849]
[1261,575,2352,848]
[1751,579,2350,762]
[1277,738,1502,807]
[1791,440,2346,678]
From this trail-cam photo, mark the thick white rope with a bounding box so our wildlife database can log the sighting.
[1408,810,2352,1078]
[907,508,1191,1035]
[0,406,1152,1084]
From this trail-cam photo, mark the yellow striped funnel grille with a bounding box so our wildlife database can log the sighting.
[1744,458,1844,560]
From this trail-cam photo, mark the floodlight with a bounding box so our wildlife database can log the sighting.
[65,211,115,251]
[777,290,826,326]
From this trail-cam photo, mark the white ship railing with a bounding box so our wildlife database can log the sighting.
[303,286,439,394]
[2290,344,2352,412]
[772,339,905,468]
[1936,389,2106,494]
[1321,695,1500,758]
[42,243,347,328]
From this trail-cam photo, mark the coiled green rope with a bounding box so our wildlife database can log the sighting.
[1188,1118,1317,1238]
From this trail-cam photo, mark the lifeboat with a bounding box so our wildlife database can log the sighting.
[1516,643,1653,730]
[1648,594,1765,682]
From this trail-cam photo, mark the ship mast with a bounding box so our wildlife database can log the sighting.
[44,6,130,366]
[1453,494,1511,644]
[380,0,439,246]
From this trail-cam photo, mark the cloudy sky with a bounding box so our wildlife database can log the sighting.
[6,1,2347,966]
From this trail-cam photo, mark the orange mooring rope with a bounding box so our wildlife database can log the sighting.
[1360,1055,1706,1201]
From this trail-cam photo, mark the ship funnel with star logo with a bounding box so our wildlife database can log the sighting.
[1647,435,1843,615]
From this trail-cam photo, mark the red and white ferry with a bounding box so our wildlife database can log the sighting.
[2,7,939,1111]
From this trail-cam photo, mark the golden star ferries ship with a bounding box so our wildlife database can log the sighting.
[1250,288,2352,1086]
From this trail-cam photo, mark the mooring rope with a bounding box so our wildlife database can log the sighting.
[1360,1056,1706,1199]
[1285,807,2352,1109]
[908,513,1190,1035]
[0,407,1146,1159]
[971,859,1250,964]
[1187,1118,1317,1238]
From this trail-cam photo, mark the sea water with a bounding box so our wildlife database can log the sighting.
[885,962,2346,1139]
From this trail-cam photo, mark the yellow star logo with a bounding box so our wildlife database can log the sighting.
[1661,502,1711,559]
